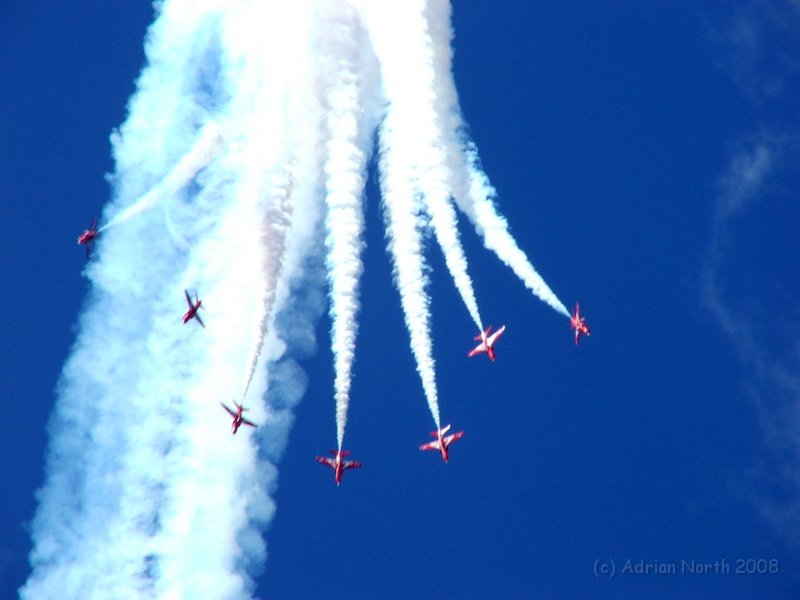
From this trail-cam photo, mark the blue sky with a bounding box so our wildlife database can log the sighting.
[2,2,799,598]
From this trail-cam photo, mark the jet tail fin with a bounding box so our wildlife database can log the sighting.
[431,424,451,437]
[474,325,492,341]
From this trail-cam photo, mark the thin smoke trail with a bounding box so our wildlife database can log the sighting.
[425,0,570,319]
[223,0,314,406]
[100,122,224,232]
[240,167,296,401]
[461,148,570,317]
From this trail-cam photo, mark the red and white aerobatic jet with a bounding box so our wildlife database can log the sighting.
[220,401,257,435]
[316,449,362,486]
[182,289,205,328]
[467,325,506,362]
[570,302,590,345]
[419,424,464,463]
[77,217,99,256]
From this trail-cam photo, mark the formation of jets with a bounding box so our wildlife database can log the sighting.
[77,217,590,485]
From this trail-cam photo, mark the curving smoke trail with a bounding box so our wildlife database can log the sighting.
[425,0,570,319]
[24,1,570,598]
[458,149,570,317]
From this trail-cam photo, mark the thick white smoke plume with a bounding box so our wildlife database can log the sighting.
[318,3,371,451]
[359,0,485,333]
[23,1,568,598]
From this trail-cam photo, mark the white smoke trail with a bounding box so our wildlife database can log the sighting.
[423,178,485,332]
[359,0,485,333]
[347,1,446,431]
[425,0,570,319]
[377,111,442,430]
[99,121,224,232]
[239,168,295,402]
[461,149,570,317]
[25,1,577,597]
[23,2,319,598]
[219,1,315,407]
[318,2,371,451]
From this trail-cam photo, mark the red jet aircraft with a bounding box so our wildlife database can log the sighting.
[419,424,464,462]
[220,401,257,434]
[467,325,506,362]
[570,302,590,345]
[182,290,205,328]
[77,217,99,256]
[316,449,362,486]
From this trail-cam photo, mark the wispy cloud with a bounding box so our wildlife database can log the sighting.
[703,1,800,541]
[707,0,800,103]
[702,134,800,541]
